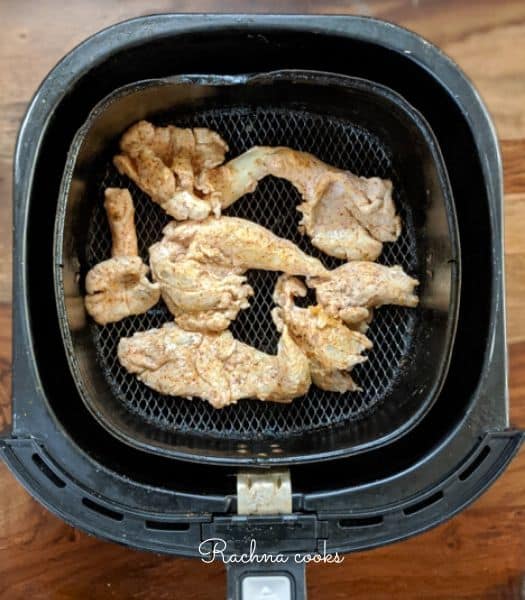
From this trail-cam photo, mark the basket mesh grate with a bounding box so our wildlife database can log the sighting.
[86,107,419,439]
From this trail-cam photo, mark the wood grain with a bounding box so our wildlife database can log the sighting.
[1,1,525,598]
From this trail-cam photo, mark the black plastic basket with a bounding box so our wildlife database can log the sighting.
[54,71,459,464]
[2,15,521,600]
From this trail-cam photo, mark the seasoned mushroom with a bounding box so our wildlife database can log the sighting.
[148,216,327,332]
[272,275,372,392]
[118,322,311,408]
[309,261,419,325]
[197,146,399,259]
[84,188,160,325]
[113,121,228,220]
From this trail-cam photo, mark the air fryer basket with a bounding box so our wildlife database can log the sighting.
[55,71,459,464]
[4,16,522,587]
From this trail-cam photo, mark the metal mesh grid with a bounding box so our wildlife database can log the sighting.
[86,107,419,439]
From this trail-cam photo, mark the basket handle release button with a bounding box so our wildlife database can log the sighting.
[241,575,291,600]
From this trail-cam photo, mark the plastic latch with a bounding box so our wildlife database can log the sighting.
[237,469,292,515]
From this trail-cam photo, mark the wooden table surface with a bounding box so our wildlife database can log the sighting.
[1,1,525,598]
